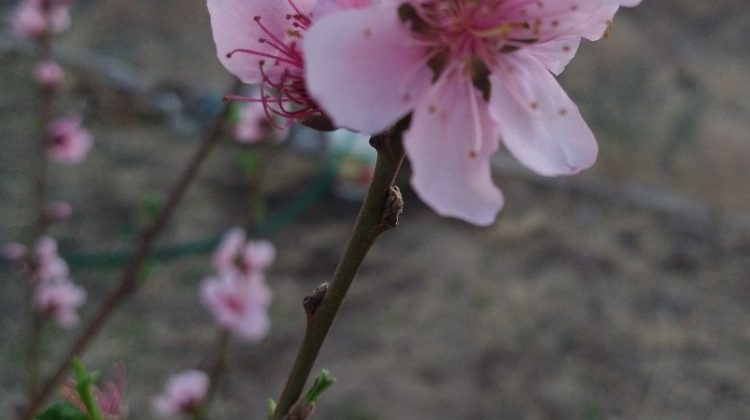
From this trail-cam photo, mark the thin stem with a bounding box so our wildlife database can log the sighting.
[25,31,54,393]
[271,128,406,420]
[16,79,243,420]
[203,328,231,411]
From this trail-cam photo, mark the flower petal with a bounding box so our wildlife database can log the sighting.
[405,74,504,226]
[207,0,308,83]
[525,37,581,76]
[489,52,598,177]
[303,5,433,134]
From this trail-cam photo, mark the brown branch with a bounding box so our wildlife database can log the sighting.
[271,125,406,420]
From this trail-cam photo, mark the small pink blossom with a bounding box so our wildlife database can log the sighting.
[34,278,86,327]
[95,364,128,419]
[3,237,70,281]
[303,0,642,225]
[60,363,127,419]
[2,242,28,263]
[233,101,287,143]
[153,370,209,416]
[33,59,65,90]
[201,271,272,341]
[34,236,69,282]
[213,227,276,275]
[10,0,72,39]
[48,115,93,164]
[46,200,73,224]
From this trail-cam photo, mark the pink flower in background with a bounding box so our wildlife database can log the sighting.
[33,59,65,90]
[48,115,93,164]
[213,227,276,276]
[46,200,73,224]
[61,363,127,419]
[2,237,71,281]
[2,242,28,263]
[153,370,209,416]
[10,0,73,39]
[95,364,128,419]
[233,101,288,143]
[304,0,642,225]
[33,236,69,282]
[34,278,86,327]
[200,271,272,341]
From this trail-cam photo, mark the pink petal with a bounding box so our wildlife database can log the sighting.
[303,5,433,134]
[206,0,309,83]
[489,52,598,177]
[405,73,504,226]
[525,37,582,76]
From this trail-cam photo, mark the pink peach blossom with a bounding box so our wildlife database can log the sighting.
[153,370,209,416]
[34,278,86,327]
[2,237,70,281]
[234,101,285,143]
[46,200,73,223]
[61,363,127,419]
[48,115,93,164]
[303,0,642,225]
[200,271,272,341]
[95,364,128,419]
[213,227,276,275]
[2,242,27,263]
[33,236,70,282]
[10,0,72,39]
[33,59,64,90]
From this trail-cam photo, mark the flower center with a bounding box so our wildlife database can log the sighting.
[400,0,542,80]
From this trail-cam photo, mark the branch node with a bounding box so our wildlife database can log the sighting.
[380,186,404,229]
[302,283,328,321]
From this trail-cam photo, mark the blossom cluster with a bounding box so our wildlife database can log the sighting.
[10,0,72,39]
[200,227,275,341]
[208,0,643,225]
[3,237,86,327]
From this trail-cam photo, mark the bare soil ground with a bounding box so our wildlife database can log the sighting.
[1,0,750,419]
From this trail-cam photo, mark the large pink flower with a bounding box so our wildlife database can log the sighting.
[303,0,642,225]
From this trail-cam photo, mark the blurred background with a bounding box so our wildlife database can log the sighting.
[1,0,749,418]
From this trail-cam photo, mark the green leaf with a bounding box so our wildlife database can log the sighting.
[266,398,278,420]
[305,369,336,404]
[35,402,87,420]
[235,151,260,176]
[72,358,104,420]
[141,194,163,223]
[227,102,243,125]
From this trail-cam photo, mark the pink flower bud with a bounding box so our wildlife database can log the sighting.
[46,201,73,223]
[33,60,65,90]
[48,115,93,165]
[2,242,28,262]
